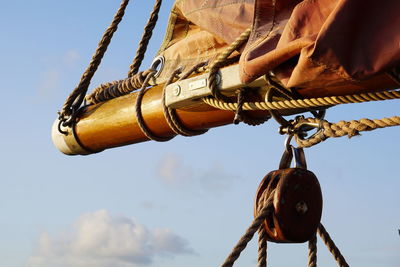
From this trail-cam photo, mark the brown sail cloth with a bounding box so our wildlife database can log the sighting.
[157,0,400,97]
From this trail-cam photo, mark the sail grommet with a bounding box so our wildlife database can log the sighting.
[150,55,165,78]
[254,144,322,243]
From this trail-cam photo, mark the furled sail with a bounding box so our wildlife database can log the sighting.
[52,0,400,155]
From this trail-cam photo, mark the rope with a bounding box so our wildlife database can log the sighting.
[257,187,269,267]
[86,70,152,104]
[203,88,400,111]
[208,28,252,102]
[162,63,209,137]
[135,71,174,142]
[308,234,317,267]
[318,224,349,267]
[295,116,400,148]
[59,0,164,127]
[59,0,130,124]
[221,174,350,267]
[128,0,162,77]
[258,227,267,267]
[220,189,275,267]
[233,88,270,126]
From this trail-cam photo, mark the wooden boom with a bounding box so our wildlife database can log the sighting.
[52,83,269,155]
[52,62,397,155]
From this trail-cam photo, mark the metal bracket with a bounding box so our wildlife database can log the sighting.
[164,64,268,109]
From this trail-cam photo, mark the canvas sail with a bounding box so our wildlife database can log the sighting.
[157,0,400,96]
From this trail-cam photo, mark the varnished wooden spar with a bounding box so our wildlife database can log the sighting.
[52,83,268,155]
[52,61,398,155]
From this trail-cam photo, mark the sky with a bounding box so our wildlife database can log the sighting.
[0,1,399,267]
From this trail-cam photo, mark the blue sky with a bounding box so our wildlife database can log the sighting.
[0,1,399,267]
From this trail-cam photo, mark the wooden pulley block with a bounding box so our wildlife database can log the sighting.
[254,145,322,243]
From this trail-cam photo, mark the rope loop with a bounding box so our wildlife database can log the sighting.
[135,70,174,142]
[208,28,252,102]
[233,88,271,126]
[162,62,209,137]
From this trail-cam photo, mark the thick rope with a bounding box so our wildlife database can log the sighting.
[308,234,317,267]
[135,71,174,142]
[295,116,400,148]
[220,189,275,267]
[162,63,209,137]
[318,224,349,267]
[258,227,268,267]
[59,0,130,123]
[128,0,162,77]
[203,89,400,111]
[208,28,252,102]
[257,187,269,267]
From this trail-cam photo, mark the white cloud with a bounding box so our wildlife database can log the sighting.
[156,154,193,185]
[156,154,240,194]
[27,210,193,267]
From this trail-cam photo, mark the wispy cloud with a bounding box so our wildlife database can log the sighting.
[27,210,193,267]
[156,154,240,195]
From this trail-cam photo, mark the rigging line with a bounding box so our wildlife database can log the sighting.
[202,88,400,111]
[128,0,163,77]
[59,0,130,124]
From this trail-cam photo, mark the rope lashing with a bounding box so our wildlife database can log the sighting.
[233,88,271,126]
[208,28,252,102]
[59,0,130,126]
[293,116,400,148]
[135,70,174,142]
[86,70,152,104]
[203,88,400,111]
[161,63,209,137]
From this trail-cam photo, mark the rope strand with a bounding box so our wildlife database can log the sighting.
[128,0,163,77]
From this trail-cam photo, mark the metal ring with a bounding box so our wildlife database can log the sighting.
[150,55,165,78]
